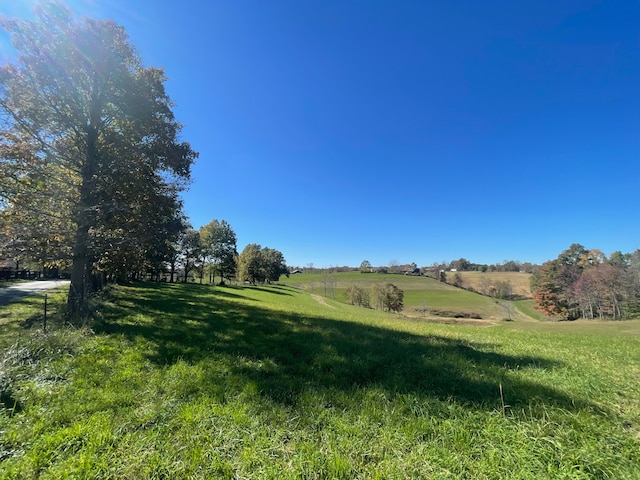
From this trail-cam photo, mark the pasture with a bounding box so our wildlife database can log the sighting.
[282,272,531,321]
[0,282,639,478]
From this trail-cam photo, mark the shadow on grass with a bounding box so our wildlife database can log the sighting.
[97,282,588,413]
[244,285,293,296]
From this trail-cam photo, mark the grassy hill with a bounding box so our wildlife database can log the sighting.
[282,272,532,321]
[0,282,639,478]
[452,271,533,298]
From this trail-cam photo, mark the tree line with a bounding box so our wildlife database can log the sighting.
[531,244,640,320]
[159,219,287,286]
[357,259,539,276]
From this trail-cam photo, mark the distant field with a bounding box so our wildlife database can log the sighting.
[0,282,638,478]
[453,271,533,298]
[282,272,530,321]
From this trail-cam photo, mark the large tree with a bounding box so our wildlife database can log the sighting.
[237,244,288,285]
[0,3,196,314]
[199,219,237,285]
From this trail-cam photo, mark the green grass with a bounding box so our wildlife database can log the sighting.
[513,299,550,321]
[1,282,639,478]
[283,272,520,320]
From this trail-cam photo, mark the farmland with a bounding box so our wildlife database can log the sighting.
[282,272,535,322]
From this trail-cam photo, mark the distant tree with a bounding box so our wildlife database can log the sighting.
[261,247,288,283]
[531,259,574,319]
[520,262,536,274]
[388,259,401,274]
[237,244,287,284]
[371,283,383,310]
[179,229,202,283]
[478,277,492,296]
[237,244,263,284]
[424,262,446,280]
[608,251,629,267]
[360,260,373,273]
[494,280,513,299]
[322,272,337,299]
[372,283,404,313]
[0,218,29,273]
[0,164,74,276]
[572,263,628,319]
[452,272,463,288]
[200,219,237,285]
[499,260,521,272]
[139,212,186,282]
[345,285,369,307]
[450,258,471,271]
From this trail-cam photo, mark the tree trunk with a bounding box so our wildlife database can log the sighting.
[67,211,91,315]
[67,118,99,317]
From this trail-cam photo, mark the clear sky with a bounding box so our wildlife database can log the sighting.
[2,1,639,268]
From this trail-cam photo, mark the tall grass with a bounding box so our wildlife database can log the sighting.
[0,282,639,478]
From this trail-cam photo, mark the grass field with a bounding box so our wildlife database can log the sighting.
[1,282,639,478]
[282,272,529,321]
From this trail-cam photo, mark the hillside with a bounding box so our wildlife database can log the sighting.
[1,283,639,478]
[282,272,533,322]
[452,271,533,299]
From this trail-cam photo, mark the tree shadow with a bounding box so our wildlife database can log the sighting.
[96,283,594,415]
[244,285,294,296]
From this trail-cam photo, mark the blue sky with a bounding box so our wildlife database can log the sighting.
[2,1,639,267]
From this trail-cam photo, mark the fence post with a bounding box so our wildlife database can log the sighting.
[43,294,47,332]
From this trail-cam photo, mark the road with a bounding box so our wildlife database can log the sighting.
[0,280,70,307]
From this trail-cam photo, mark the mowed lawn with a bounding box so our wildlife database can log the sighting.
[0,282,639,478]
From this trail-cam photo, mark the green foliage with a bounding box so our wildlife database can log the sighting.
[179,228,203,282]
[359,260,372,273]
[0,2,196,310]
[199,219,237,284]
[237,244,288,284]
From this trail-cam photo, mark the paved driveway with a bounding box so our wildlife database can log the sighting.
[0,280,70,307]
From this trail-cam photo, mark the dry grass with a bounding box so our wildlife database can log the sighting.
[454,271,533,298]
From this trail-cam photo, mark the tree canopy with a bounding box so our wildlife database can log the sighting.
[237,244,288,285]
[199,219,237,285]
[531,244,640,320]
[0,2,197,314]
